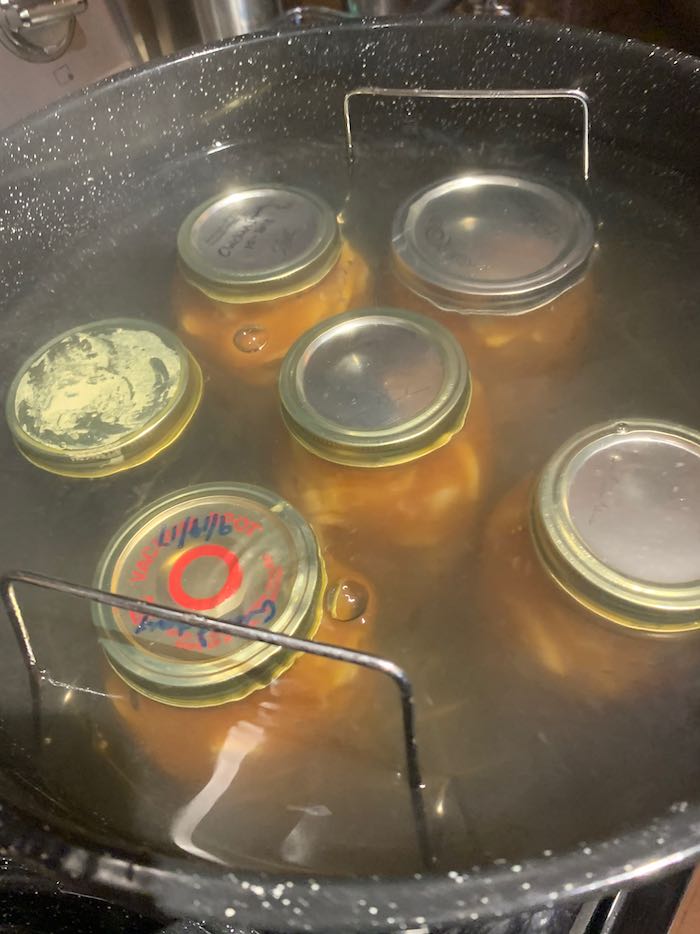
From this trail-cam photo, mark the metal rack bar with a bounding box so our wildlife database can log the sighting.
[571,898,604,934]
[598,891,630,934]
[343,86,591,179]
[0,569,432,867]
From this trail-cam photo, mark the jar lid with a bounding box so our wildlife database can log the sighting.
[93,483,324,707]
[177,186,342,303]
[279,308,471,467]
[532,420,700,632]
[391,173,595,315]
[5,318,202,478]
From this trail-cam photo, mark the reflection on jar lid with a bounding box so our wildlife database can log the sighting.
[532,420,700,632]
[5,318,202,478]
[392,173,595,315]
[93,483,324,707]
[177,186,342,303]
[279,308,471,467]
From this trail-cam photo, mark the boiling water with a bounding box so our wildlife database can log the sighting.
[0,130,699,878]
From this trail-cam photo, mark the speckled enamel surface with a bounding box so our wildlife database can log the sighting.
[0,16,699,934]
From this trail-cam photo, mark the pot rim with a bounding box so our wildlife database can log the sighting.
[1,14,699,932]
[2,795,699,931]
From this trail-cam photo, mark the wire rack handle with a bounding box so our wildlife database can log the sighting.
[343,86,591,180]
[0,569,432,867]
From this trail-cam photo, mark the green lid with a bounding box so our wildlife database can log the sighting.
[5,318,202,478]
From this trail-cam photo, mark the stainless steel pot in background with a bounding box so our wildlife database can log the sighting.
[122,0,700,57]
[0,0,697,131]
[191,0,283,38]
[0,0,142,128]
[135,0,282,55]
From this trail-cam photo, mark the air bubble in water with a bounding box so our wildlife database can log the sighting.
[234,326,268,353]
[325,579,369,621]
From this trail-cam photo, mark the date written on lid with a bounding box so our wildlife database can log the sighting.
[126,509,282,652]
[93,484,324,706]
[97,488,320,657]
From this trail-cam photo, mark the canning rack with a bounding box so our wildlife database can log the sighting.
[0,569,432,867]
[343,86,591,180]
[0,84,592,876]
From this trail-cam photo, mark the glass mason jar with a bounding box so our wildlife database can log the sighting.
[480,419,700,700]
[173,186,372,390]
[93,483,374,787]
[276,307,491,550]
[385,173,596,383]
[5,318,202,478]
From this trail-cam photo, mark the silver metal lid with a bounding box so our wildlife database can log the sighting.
[392,173,595,315]
[93,483,324,706]
[279,308,471,467]
[177,186,341,303]
[5,318,202,477]
[532,420,700,632]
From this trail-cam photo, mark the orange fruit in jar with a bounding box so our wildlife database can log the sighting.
[480,420,700,700]
[93,483,375,786]
[276,307,491,550]
[173,186,372,387]
[385,172,596,382]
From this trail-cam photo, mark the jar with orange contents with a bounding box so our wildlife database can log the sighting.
[276,308,491,551]
[92,483,374,788]
[480,420,700,701]
[385,173,596,385]
[173,186,372,394]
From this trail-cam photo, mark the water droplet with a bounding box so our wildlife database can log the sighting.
[234,326,268,353]
[325,578,369,621]
[615,422,628,434]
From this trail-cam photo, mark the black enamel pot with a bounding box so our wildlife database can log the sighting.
[0,15,699,933]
